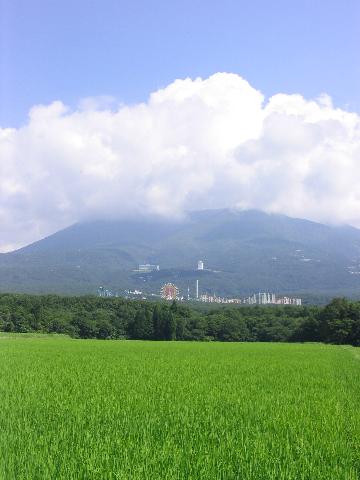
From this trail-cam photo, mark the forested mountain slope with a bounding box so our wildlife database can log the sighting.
[1,209,360,297]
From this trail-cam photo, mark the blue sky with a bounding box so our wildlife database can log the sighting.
[1,0,360,251]
[1,0,360,126]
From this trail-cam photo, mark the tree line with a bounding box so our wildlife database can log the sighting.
[0,294,359,345]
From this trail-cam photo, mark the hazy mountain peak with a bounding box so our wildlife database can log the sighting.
[1,209,360,297]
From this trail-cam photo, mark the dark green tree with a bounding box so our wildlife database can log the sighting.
[131,310,147,339]
[152,305,163,340]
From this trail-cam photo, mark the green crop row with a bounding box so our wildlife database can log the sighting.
[0,339,359,479]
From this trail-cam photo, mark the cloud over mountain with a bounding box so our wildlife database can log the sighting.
[1,73,359,251]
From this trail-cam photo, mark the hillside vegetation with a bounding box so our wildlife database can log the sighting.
[1,294,360,345]
[2,209,360,296]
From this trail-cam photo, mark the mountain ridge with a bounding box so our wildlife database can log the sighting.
[1,209,360,299]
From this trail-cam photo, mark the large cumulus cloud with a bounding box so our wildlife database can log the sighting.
[1,73,359,252]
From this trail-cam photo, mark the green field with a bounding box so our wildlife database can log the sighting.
[0,337,359,479]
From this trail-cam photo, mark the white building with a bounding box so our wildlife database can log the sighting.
[137,264,160,273]
[197,260,204,270]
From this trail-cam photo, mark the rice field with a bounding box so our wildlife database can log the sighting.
[0,336,359,479]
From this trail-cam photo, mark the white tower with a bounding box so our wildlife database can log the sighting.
[196,280,199,299]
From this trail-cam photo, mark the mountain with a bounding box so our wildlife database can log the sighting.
[2,209,360,300]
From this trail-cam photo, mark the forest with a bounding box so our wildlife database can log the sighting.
[0,293,359,346]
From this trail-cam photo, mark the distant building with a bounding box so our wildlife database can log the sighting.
[137,264,160,273]
[196,291,302,306]
[98,286,114,297]
[197,260,204,270]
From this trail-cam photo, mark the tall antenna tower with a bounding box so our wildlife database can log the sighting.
[196,279,199,299]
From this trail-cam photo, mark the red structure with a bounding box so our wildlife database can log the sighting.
[160,283,179,300]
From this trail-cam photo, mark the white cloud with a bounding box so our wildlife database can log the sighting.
[0,72,360,252]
